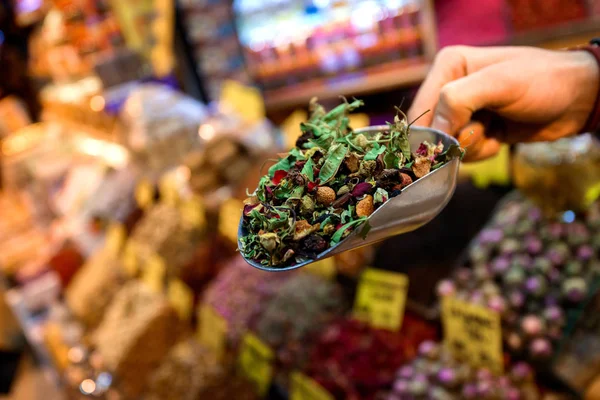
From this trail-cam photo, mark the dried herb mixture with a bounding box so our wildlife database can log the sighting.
[240,98,462,268]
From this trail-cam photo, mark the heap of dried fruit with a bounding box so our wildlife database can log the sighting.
[240,98,462,268]
[383,341,540,400]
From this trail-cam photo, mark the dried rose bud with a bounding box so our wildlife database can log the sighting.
[357,195,374,217]
[323,224,335,236]
[316,187,336,206]
[354,134,368,149]
[412,156,431,178]
[344,153,360,173]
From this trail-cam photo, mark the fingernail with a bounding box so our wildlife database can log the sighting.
[431,115,452,134]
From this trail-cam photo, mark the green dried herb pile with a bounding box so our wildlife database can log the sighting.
[240,98,461,268]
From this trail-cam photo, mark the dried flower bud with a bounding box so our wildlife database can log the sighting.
[259,232,280,253]
[412,156,431,178]
[337,185,350,196]
[357,195,374,217]
[354,134,368,149]
[358,160,377,177]
[316,187,336,206]
[300,195,315,214]
[344,153,360,173]
[323,224,335,236]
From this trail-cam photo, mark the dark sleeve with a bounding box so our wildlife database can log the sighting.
[579,38,600,134]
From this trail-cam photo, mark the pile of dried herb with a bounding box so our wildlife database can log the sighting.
[240,98,462,268]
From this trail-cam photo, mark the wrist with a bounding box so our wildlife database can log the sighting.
[573,42,600,133]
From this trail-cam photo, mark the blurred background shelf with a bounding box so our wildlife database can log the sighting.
[264,59,430,111]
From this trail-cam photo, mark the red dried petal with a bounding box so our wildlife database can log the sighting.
[415,143,429,156]
[351,182,373,197]
[272,170,288,185]
[308,181,319,191]
[243,204,258,216]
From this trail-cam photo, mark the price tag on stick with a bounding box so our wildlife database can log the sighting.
[197,304,228,361]
[135,178,155,210]
[142,253,166,294]
[290,372,334,400]
[353,269,408,331]
[168,279,193,321]
[219,198,243,244]
[122,241,139,277]
[238,333,274,397]
[441,296,504,374]
[105,222,125,255]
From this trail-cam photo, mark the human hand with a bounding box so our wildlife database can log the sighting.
[407,46,600,161]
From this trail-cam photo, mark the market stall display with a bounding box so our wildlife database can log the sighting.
[255,273,348,386]
[65,250,128,329]
[303,314,437,400]
[383,340,540,399]
[438,191,600,362]
[91,281,181,397]
[202,256,294,347]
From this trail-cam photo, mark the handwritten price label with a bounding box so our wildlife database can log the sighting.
[441,296,503,374]
[353,269,408,332]
[142,253,166,294]
[168,279,193,321]
[122,241,139,277]
[135,178,154,210]
[219,198,243,244]
[197,304,228,361]
[238,333,274,396]
[105,222,125,255]
[290,372,334,400]
[180,195,205,229]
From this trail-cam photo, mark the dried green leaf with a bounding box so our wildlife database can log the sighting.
[330,217,368,245]
[301,158,315,182]
[319,144,349,183]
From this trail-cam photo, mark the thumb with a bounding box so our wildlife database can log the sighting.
[431,63,521,136]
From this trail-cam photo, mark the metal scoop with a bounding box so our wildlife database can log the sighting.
[239,125,460,272]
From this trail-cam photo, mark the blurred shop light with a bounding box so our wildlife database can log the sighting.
[563,210,576,224]
[80,379,96,395]
[90,95,106,112]
[0,30,4,45]
[198,123,216,141]
[75,137,129,168]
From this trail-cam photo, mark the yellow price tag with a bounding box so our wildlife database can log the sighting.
[159,174,179,206]
[348,113,369,129]
[105,222,125,255]
[180,195,205,229]
[353,269,408,332]
[238,333,274,397]
[219,198,243,243]
[221,80,265,125]
[122,241,139,277]
[168,279,193,321]
[142,253,166,294]
[197,304,228,361]
[460,144,510,189]
[290,372,334,400]
[441,296,503,374]
[304,257,336,281]
[135,178,154,210]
